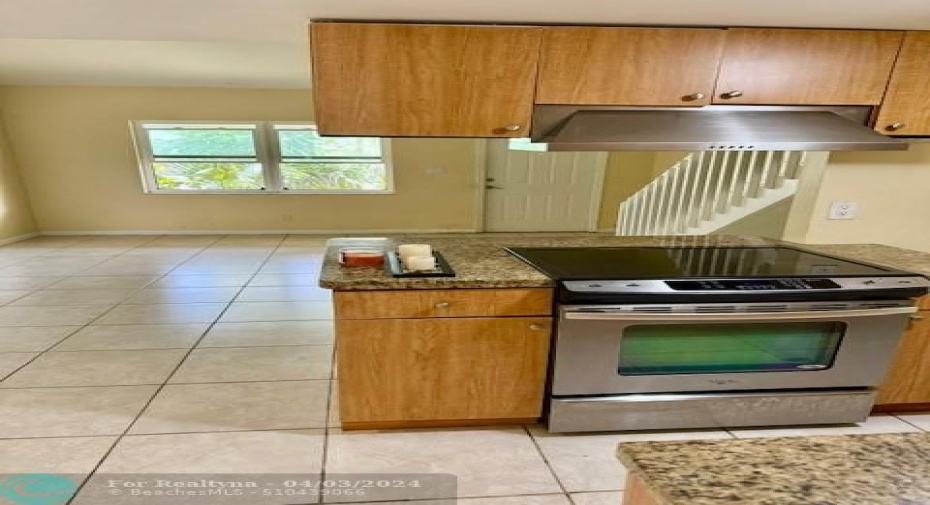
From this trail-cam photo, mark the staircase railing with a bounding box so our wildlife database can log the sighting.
[617,151,806,236]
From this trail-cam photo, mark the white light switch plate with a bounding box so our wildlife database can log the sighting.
[828,201,858,220]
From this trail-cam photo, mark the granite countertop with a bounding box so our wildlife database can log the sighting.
[617,432,930,505]
[318,233,930,290]
[318,234,776,290]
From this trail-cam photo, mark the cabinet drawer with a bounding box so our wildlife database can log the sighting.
[334,288,553,319]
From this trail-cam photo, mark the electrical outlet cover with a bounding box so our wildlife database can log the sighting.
[828,201,858,220]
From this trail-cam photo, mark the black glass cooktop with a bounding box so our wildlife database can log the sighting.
[505,246,901,280]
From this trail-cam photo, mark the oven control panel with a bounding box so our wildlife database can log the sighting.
[562,276,930,295]
[665,279,840,291]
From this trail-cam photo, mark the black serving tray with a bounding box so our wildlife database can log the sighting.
[385,251,456,278]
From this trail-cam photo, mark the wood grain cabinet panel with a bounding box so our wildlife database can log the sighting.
[713,28,904,105]
[334,288,553,319]
[536,27,726,106]
[876,311,930,406]
[875,32,930,135]
[310,22,541,137]
[337,317,552,426]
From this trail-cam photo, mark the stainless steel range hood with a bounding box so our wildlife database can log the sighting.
[529,105,908,152]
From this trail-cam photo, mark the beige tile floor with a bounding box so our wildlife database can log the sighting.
[0,234,926,505]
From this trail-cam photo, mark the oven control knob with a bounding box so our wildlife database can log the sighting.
[863,280,876,285]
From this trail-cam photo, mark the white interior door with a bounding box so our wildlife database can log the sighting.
[484,140,607,232]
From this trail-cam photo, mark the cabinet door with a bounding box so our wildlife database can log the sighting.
[536,27,726,106]
[875,32,930,136]
[337,317,551,427]
[311,23,541,137]
[876,312,930,406]
[713,29,904,105]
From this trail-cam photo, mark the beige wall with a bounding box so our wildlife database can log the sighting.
[0,86,480,233]
[788,145,930,252]
[598,152,663,230]
[0,116,36,241]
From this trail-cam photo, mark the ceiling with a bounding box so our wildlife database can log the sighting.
[2,0,930,88]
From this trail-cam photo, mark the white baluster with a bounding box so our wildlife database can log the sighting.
[664,165,683,235]
[711,151,732,216]
[672,154,694,235]
[757,151,776,196]
[685,152,705,230]
[739,151,760,207]
[726,151,746,210]
[654,173,670,236]
[698,151,717,225]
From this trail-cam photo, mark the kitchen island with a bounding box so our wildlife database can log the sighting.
[320,234,930,430]
[617,432,930,505]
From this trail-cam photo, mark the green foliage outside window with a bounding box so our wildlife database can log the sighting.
[141,124,388,192]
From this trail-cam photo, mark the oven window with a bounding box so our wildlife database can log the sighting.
[618,322,846,375]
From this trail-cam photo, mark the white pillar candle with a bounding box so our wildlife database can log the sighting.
[398,244,432,260]
[405,255,437,272]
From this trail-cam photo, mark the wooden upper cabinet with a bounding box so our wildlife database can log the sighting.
[713,28,904,105]
[875,32,930,136]
[536,28,726,106]
[310,22,541,137]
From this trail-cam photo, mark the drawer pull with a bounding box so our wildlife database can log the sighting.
[434,302,451,309]
[720,90,744,99]
[529,323,544,330]
[911,315,925,321]
[682,92,706,102]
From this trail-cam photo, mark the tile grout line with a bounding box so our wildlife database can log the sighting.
[61,234,225,505]
[521,425,577,505]
[64,234,290,504]
[892,413,930,432]
[0,237,215,382]
[0,234,334,504]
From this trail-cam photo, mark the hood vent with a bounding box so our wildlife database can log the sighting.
[529,105,908,152]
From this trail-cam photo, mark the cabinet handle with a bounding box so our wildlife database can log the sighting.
[502,125,522,132]
[681,92,706,102]
[886,122,907,132]
[529,323,545,330]
[720,90,744,99]
[911,315,925,321]
[434,302,451,309]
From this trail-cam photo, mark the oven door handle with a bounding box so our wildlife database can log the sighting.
[562,306,917,321]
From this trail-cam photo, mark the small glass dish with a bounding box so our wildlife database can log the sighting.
[338,247,385,268]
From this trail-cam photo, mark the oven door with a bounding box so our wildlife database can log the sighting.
[552,302,916,396]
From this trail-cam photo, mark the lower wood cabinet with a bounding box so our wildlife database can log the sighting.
[336,317,551,429]
[876,311,930,407]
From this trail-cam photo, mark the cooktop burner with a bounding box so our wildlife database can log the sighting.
[505,246,900,280]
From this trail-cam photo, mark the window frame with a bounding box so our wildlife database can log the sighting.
[130,120,394,195]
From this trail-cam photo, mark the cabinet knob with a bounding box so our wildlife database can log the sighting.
[529,323,544,330]
[681,92,706,102]
[886,122,907,132]
[720,90,744,99]
[502,125,522,132]
[434,302,451,309]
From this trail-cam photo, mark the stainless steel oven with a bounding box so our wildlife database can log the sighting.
[505,245,930,433]
[549,300,916,432]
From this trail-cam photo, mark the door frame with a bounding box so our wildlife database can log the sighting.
[474,139,607,233]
